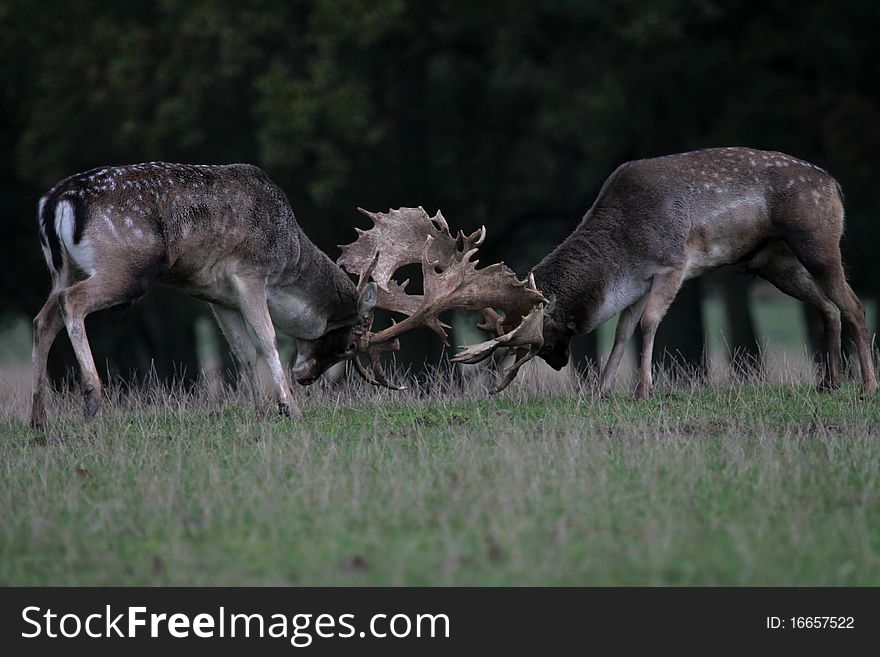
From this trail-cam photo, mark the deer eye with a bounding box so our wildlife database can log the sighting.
[345,342,357,355]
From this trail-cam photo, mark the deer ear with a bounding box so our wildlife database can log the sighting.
[358,281,379,319]
[544,294,557,316]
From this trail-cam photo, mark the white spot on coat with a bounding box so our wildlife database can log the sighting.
[103,214,119,239]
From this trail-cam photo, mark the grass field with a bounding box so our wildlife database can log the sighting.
[1,357,878,586]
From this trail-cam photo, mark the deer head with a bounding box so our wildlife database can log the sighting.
[338,207,547,392]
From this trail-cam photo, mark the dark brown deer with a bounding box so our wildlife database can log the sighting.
[451,147,878,399]
[31,162,383,428]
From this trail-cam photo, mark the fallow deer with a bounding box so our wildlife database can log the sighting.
[451,147,878,399]
[31,162,383,428]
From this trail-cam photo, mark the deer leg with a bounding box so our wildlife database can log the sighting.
[58,278,127,420]
[786,238,877,394]
[809,267,876,394]
[599,293,648,397]
[210,304,260,402]
[636,268,686,401]
[751,246,842,390]
[231,276,303,419]
[30,292,66,429]
[57,253,169,421]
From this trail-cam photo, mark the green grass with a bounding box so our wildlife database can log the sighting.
[2,370,878,586]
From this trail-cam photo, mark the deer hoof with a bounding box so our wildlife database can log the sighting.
[634,384,650,401]
[278,401,304,421]
[29,413,46,431]
[83,395,101,421]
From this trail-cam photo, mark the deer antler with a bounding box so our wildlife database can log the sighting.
[338,207,547,391]
[450,303,545,393]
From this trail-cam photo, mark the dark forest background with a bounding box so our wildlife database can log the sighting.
[1,0,879,383]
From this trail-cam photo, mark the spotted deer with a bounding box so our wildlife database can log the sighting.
[31,162,382,429]
[450,147,877,399]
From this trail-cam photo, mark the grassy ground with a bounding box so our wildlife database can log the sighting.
[1,359,878,586]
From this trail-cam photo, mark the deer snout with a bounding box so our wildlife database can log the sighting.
[292,355,320,386]
[538,342,570,371]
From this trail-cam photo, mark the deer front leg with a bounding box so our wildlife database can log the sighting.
[599,294,648,397]
[636,268,686,401]
[232,277,304,420]
[211,304,260,403]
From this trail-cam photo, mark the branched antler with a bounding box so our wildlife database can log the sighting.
[450,304,546,393]
[338,207,547,391]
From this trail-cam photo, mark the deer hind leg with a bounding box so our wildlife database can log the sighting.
[30,292,66,429]
[231,276,303,419]
[785,236,877,394]
[57,256,168,421]
[636,267,687,401]
[749,242,842,390]
[599,293,648,397]
[210,304,260,403]
[58,279,125,420]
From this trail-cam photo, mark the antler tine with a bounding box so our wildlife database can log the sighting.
[352,353,405,390]
[368,347,405,390]
[458,225,486,251]
[425,206,450,235]
[356,206,380,221]
[357,250,380,294]
[477,308,505,335]
[489,348,540,394]
[352,353,381,385]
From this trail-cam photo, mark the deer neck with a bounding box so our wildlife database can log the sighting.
[268,231,359,340]
[532,210,649,334]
